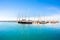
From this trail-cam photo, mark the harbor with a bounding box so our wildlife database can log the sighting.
[17,17,60,24]
[0,17,59,24]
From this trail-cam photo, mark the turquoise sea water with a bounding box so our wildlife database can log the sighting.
[0,22,60,40]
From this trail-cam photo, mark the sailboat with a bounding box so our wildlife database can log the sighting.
[17,13,32,24]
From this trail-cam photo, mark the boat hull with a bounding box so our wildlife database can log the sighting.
[18,21,32,24]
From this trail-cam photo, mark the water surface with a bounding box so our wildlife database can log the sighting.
[0,22,60,40]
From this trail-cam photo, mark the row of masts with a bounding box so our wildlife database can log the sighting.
[17,17,60,24]
[17,12,60,24]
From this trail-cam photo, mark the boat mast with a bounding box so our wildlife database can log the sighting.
[17,12,20,22]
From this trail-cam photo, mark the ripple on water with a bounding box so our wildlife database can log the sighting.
[0,22,60,40]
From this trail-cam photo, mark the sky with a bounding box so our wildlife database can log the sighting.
[0,0,60,20]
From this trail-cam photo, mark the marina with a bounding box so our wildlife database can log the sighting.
[0,17,59,24]
[17,18,60,24]
[0,0,60,40]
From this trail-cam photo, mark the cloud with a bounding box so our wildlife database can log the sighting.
[47,7,60,13]
[40,14,60,21]
[0,16,17,21]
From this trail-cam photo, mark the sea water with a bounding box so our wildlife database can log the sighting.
[0,22,60,40]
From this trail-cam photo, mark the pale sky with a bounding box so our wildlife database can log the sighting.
[0,0,60,20]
